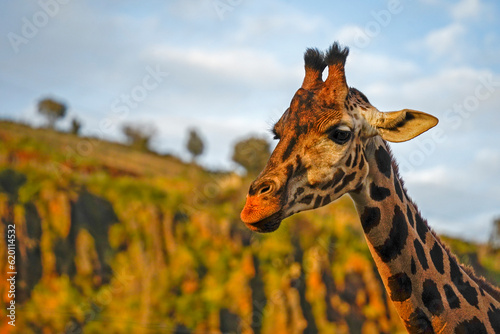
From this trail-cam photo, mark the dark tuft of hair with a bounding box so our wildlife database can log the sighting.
[324,42,349,66]
[304,48,326,72]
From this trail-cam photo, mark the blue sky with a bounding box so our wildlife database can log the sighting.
[1,0,499,241]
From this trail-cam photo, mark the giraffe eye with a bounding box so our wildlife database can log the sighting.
[328,127,352,144]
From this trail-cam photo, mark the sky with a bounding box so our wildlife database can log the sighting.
[1,0,499,241]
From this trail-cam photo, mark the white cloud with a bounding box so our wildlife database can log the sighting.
[336,25,366,48]
[475,148,500,174]
[451,0,483,20]
[364,66,495,113]
[166,0,214,20]
[237,12,325,38]
[430,214,495,242]
[405,165,451,186]
[422,23,466,60]
[347,52,419,90]
[145,45,301,89]
[418,0,488,21]
[419,0,442,4]
[229,1,329,43]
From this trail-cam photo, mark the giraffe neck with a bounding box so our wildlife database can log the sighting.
[349,137,500,333]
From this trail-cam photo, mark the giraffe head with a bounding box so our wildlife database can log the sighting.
[240,42,438,232]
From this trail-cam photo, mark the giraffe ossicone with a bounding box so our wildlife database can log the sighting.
[240,42,500,333]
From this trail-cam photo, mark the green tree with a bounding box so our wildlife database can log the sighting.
[232,136,270,176]
[489,216,500,249]
[70,118,82,135]
[122,123,157,152]
[186,128,204,162]
[37,97,67,129]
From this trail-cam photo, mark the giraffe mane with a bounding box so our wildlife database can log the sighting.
[385,141,500,303]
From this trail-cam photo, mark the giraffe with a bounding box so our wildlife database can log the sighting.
[240,42,500,333]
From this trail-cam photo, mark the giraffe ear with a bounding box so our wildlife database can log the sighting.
[375,109,439,143]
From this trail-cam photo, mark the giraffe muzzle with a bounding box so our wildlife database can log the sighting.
[240,179,285,232]
[240,193,281,222]
[241,208,282,233]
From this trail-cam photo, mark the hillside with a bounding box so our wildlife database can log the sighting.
[0,121,499,334]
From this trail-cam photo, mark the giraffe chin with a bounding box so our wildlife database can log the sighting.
[243,211,283,233]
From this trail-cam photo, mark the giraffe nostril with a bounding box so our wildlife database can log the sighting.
[258,183,274,195]
[249,179,277,196]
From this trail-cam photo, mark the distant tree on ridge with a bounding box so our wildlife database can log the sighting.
[489,216,500,249]
[71,118,82,135]
[232,136,270,176]
[186,128,205,162]
[121,122,157,152]
[37,97,67,129]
